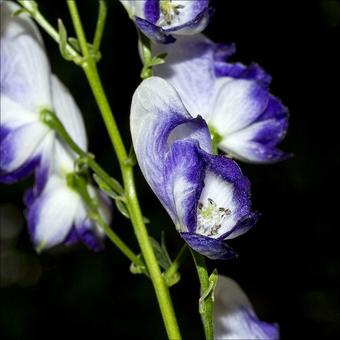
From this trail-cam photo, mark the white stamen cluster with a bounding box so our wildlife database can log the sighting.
[159,0,184,25]
[197,198,232,236]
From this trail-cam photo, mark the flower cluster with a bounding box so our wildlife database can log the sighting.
[0,2,111,251]
[131,34,289,260]
[128,2,286,335]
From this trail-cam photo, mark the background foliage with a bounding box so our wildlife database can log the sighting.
[1,0,339,339]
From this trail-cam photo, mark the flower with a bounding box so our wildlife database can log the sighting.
[213,275,279,339]
[153,34,290,163]
[24,76,111,252]
[130,77,258,260]
[0,1,54,184]
[120,0,211,44]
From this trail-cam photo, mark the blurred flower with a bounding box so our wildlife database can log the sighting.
[154,34,290,163]
[130,77,258,260]
[0,1,55,183]
[214,275,279,339]
[120,0,211,44]
[24,76,112,252]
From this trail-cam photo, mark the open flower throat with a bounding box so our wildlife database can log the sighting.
[159,0,185,25]
[197,198,232,237]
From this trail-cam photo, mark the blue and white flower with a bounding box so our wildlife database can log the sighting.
[214,275,279,339]
[131,77,258,260]
[0,1,54,184]
[25,76,111,252]
[120,0,211,44]
[153,34,290,163]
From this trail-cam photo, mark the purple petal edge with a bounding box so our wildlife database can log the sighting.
[181,232,237,260]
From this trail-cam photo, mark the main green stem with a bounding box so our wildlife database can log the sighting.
[191,250,214,339]
[67,2,181,339]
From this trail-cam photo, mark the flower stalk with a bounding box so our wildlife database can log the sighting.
[66,2,181,338]
[191,250,217,340]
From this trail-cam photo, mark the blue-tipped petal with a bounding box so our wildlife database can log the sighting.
[27,176,81,250]
[0,122,50,178]
[135,17,176,44]
[153,33,289,164]
[211,79,270,137]
[214,275,280,339]
[181,233,237,260]
[133,0,210,44]
[131,77,211,219]
[163,140,205,232]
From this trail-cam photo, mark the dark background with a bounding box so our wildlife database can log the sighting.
[1,0,339,339]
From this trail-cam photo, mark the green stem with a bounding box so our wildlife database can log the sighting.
[17,0,79,61]
[93,0,107,52]
[191,250,214,340]
[163,245,187,285]
[67,2,181,339]
[71,174,144,269]
[41,109,123,195]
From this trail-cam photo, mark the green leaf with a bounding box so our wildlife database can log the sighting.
[93,173,124,199]
[68,37,81,52]
[115,199,130,219]
[58,19,73,61]
[149,236,172,270]
[130,254,148,276]
[199,269,219,314]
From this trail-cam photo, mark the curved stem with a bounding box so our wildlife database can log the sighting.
[41,109,123,195]
[71,174,144,269]
[93,0,107,52]
[67,2,181,339]
[18,0,79,60]
[191,250,214,340]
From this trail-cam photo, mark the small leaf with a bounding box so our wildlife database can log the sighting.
[149,236,172,270]
[58,19,73,61]
[199,269,219,314]
[130,255,148,276]
[68,37,81,52]
[149,53,168,67]
[126,146,137,166]
[115,199,130,219]
[161,232,172,265]
[93,174,124,199]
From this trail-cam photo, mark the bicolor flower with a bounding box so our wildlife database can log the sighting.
[0,1,54,184]
[25,76,111,252]
[153,34,290,163]
[120,0,211,44]
[131,77,258,260]
[213,275,279,339]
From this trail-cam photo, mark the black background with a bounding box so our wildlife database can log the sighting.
[1,0,339,339]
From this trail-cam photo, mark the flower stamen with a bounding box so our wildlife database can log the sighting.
[160,0,185,25]
[197,198,232,237]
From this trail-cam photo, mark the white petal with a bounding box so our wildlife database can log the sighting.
[210,79,269,137]
[1,1,52,111]
[32,175,81,249]
[214,275,279,340]
[1,95,38,129]
[52,140,76,175]
[153,34,215,118]
[51,75,88,150]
